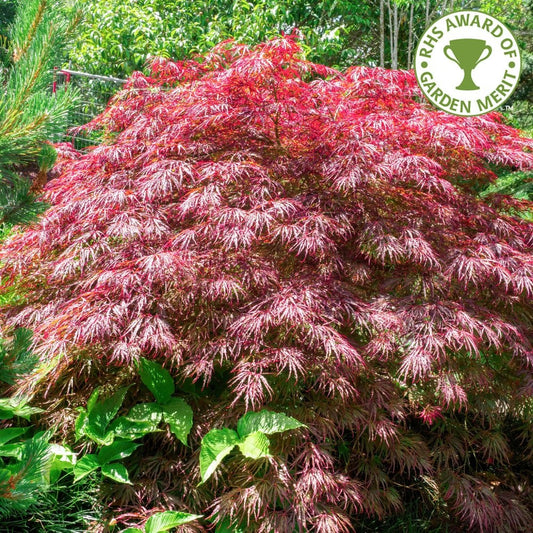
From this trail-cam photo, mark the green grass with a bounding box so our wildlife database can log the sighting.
[0,473,104,533]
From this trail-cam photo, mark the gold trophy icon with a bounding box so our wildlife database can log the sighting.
[443,39,492,90]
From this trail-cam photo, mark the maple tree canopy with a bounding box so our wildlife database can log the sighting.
[1,36,532,532]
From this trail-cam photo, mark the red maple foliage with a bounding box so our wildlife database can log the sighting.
[1,36,533,531]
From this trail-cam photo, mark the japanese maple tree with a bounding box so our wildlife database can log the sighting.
[1,36,533,532]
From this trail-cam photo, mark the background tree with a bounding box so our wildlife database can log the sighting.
[70,0,529,75]
[68,0,378,78]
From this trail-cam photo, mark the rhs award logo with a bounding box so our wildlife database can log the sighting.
[414,10,521,116]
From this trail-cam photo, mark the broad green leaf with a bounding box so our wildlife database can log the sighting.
[120,529,142,533]
[86,387,100,414]
[138,357,174,404]
[0,443,23,459]
[125,402,163,425]
[48,443,76,465]
[87,387,130,437]
[145,511,203,533]
[74,409,88,441]
[83,425,115,446]
[161,397,193,446]
[199,428,239,483]
[48,443,77,483]
[0,397,43,420]
[236,410,305,438]
[73,454,100,481]
[0,427,27,445]
[101,462,131,484]
[237,431,270,459]
[32,430,52,443]
[111,416,162,439]
[97,439,141,465]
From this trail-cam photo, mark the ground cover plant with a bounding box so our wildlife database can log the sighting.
[0,36,532,531]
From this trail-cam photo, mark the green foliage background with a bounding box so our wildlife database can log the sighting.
[68,0,377,77]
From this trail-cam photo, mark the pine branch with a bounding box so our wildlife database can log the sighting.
[0,175,48,227]
[0,328,37,386]
[0,0,79,230]
[0,432,51,518]
[11,0,47,63]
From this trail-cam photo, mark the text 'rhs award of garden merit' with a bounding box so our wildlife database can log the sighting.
[414,10,521,116]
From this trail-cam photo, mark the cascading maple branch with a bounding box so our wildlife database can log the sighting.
[0,35,532,532]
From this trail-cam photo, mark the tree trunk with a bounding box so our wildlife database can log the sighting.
[392,1,399,69]
[380,0,385,68]
[387,0,393,69]
[407,1,414,68]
